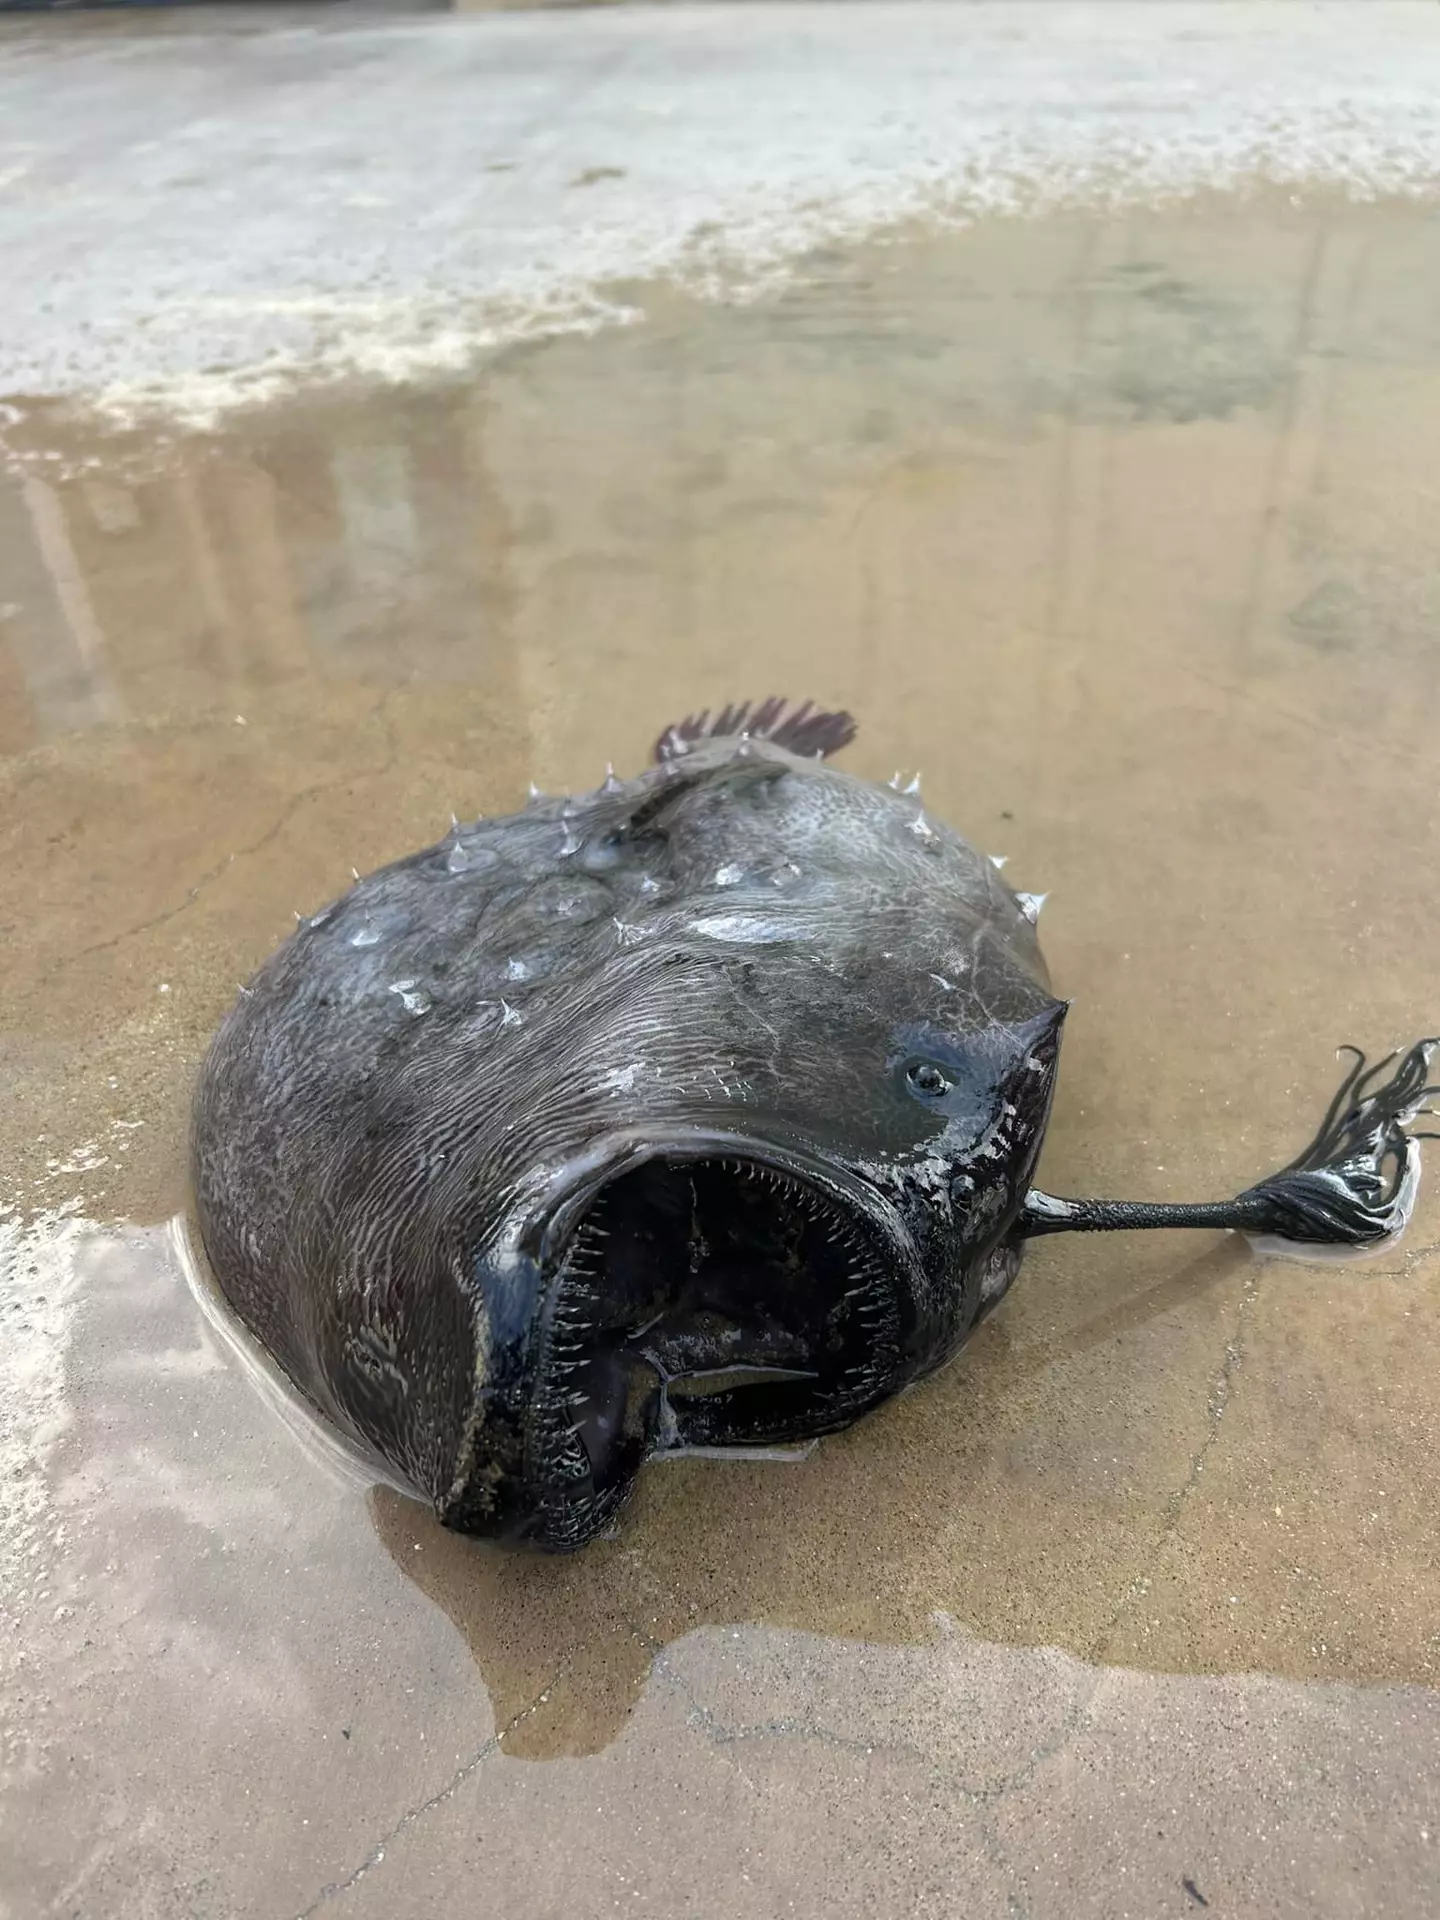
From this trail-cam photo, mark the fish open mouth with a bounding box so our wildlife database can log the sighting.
[523,1150,909,1546]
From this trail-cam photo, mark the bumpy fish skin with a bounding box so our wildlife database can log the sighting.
[192,706,1066,1548]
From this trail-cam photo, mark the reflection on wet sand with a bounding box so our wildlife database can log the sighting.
[0,473,121,746]
[0,386,523,739]
[3,201,1440,1808]
[8,1212,1437,1918]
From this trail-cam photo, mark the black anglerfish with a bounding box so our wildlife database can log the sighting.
[191,700,1436,1549]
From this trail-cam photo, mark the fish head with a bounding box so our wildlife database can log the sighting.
[444,917,1067,1551]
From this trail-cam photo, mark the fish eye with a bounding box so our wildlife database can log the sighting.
[906,1060,953,1099]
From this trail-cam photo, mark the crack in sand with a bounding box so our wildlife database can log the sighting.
[293,1670,560,1920]
[650,1638,1103,1810]
[1095,1268,1260,1662]
[660,1672,940,1778]
[1348,1236,1440,1281]
[48,690,402,980]
[1172,655,1435,771]
[647,1629,1111,1920]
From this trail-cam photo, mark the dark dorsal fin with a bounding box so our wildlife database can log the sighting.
[652,697,857,765]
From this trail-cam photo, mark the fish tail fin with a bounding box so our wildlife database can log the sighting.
[653,697,857,765]
[1019,1037,1439,1262]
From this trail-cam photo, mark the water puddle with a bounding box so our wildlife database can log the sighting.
[4,196,1440,1911]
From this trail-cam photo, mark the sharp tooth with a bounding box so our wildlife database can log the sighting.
[1016,891,1048,924]
[903,773,922,797]
[989,853,1008,871]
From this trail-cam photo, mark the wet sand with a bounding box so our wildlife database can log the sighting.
[3,196,1440,1913]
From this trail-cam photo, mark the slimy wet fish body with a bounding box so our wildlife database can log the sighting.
[191,700,1436,1549]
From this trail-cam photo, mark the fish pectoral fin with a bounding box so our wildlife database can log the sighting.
[1018,1037,1439,1263]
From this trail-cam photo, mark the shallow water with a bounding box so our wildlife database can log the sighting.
[3,198,1440,1914]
